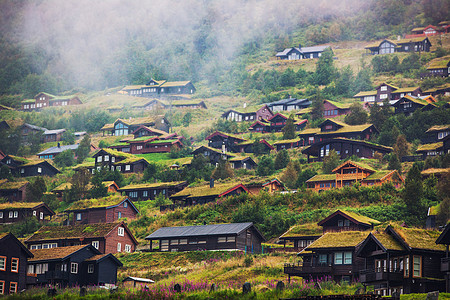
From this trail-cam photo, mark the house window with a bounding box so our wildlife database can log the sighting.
[179,239,187,245]
[413,256,421,277]
[118,212,122,219]
[380,94,388,99]
[11,258,19,273]
[21,168,24,174]
[404,256,410,277]
[124,201,128,208]
[0,256,6,271]
[27,264,34,274]
[76,213,82,221]
[117,166,121,171]
[33,211,36,216]
[92,241,99,249]
[0,281,4,294]
[118,227,125,236]
[344,252,352,264]
[9,282,17,294]
[8,212,12,218]
[137,145,143,150]
[40,212,43,220]
[37,167,42,173]
[104,155,109,161]
[0,212,3,218]
[117,243,122,252]
[129,191,138,198]
[218,237,227,243]
[319,254,327,264]
[338,220,343,227]
[111,157,115,163]
[227,236,236,242]
[88,264,94,273]
[161,240,169,251]
[344,220,350,227]
[13,211,18,218]
[97,156,102,162]
[334,252,343,264]
[125,244,131,253]
[143,191,148,197]
[71,262,78,274]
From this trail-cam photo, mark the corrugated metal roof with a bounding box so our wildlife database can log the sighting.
[145,222,254,239]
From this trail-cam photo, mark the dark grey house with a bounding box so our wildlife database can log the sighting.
[276,45,331,60]
[145,222,265,253]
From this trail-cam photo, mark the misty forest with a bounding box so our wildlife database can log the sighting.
[0,0,450,299]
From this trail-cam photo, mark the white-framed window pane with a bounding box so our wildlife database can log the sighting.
[70,262,78,274]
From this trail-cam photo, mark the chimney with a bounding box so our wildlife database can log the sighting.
[210,178,214,188]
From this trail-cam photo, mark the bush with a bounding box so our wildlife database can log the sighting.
[243,255,253,267]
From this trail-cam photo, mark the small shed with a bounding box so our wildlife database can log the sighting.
[123,276,155,288]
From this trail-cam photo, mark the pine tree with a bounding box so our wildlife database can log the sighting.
[274,149,290,170]
[388,153,402,173]
[402,163,426,225]
[282,115,296,139]
[315,48,335,85]
[26,177,46,202]
[322,150,340,174]
[394,134,409,160]
[310,89,325,121]
[344,102,368,125]
[75,135,91,164]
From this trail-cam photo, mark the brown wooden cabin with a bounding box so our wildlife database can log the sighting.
[248,119,269,133]
[205,131,247,153]
[322,100,351,118]
[298,119,378,146]
[28,244,122,288]
[357,225,446,296]
[278,223,323,251]
[436,224,450,293]
[235,139,274,154]
[265,113,307,132]
[145,222,265,253]
[306,161,404,192]
[65,196,139,226]
[426,58,450,77]
[273,139,301,151]
[284,231,368,283]
[302,137,393,162]
[0,202,54,224]
[121,79,196,97]
[228,156,257,170]
[191,146,234,165]
[416,142,444,159]
[222,104,273,123]
[392,95,429,116]
[243,178,286,195]
[0,180,29,202]
[131,125,168,139]
[25,221,138,254]
[0,233,34,295]
[92,148,150,174]
[100,116,170,136]
[353,82,422,103]
[123,276,154,288]
[170,181,249,207]
[1,155,60,177]
[119,181,187,201]
[318,210,381,234]
[21,92,82,111]
[364,38,431,56]
[422,125,449,144]
[126,137,183,154]
[51,181,118,201]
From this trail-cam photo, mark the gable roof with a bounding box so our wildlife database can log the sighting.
[26,221,137,245]
[426,56,450,70]
[0,181,29,191]
[65,196,139,213]
[118,181,187,191]
[29,244,99,262]
[145,222,265,241]
[386,225,445,252]
[0,202,54,215]
[324,100,352,109]
[436,224,450,245]
[170,181,248,199]
[425,125,450,133]
[318,210,381,227]
[0,232,33,258]
[85,253,123,266]
[416,142,443,152]
[205,131,247,142]
[279,223,323,239]
[37,144,79,156]
[191,145,235,158]
[307,231,368,250]
[332,160,376,173]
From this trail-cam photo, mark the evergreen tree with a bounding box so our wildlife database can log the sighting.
[281,160,302,189]
[334,66,353,97]
[54,149,75,168]
[256,156,274,176]
[296,169,318,189]
[62,130,76,145]
[75,135,91,164]
[315,48,335,85]
[182,112,192,127]
[388,153,402,173]
[274,149,290,170]
[402,163,426,225]
[89,171,108,199]
[353,65,372,95]
[26,177,46,202]
[393,134,409,160]
[70,168,92,201]
[322,150,340,174]
[310,89,325,121]
[344,102,368,125]
[0,165,12,180]
[211,159,234,180]
[282,115,296,139]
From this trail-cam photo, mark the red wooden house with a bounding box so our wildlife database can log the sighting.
[0,233,33,295]
[0,181,29,202]
[0,202,54,224]
[222,104,273,122]
[65,196,139,226]
[25,221,138,254]
[323,100,351,118]
[21,92,82,111]
[354,83,422,103]
[91,148,150,174]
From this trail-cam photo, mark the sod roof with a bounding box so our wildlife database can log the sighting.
[29,245,89,262]
[371,232,405,251]
[337,210,381,226]
[391,87,420,93]
[316,124,374,136]
[0,181,29,190]
[160,81,191,87]
[421,168,450,176]
[119,181,186,191]
[273,139,300,145]
[0,202,44,210]
[332,160,376,173]
[228,105,267,114]
[426,56,450,69]
[26,222,123,242]
[296,107,312,114]
[425,125,450,132]
[390,226,446,252]
[307,231,369,249]
[306,174,336,182]
[364,170,397,181]
[298,128,321,135]
[229,156,253,162]
[171,182,245,198]
[416,142,443,152]
[325,100,352,109]
[95,148,146,164]
[65,195,127,211]
[21,99,36,104]
[353,91,377,97]
[280,223,323,238]
[8,155,31,164]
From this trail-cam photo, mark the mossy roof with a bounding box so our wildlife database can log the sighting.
[30,245,88,262]
[163,100,204,106]
[392,86,420,93]
[316,124,374,136]
[353,91,377,97]
[0,181,29,190]
[425,125,450,132]
[21,99,36,104]
[416,142,443,152]
[119,181,186,190]
[400,95,428,106]
[372,232,405,251]
[306,174,336,182]
[390,226,446,251]
[427,56,450,69]
[171,181,244,198]
[8,155,31,164]
[229,156,253,162]
[325,100,352,109]
[421,168,450,176]
[338,210,381,225]
[65,195,126,211]
[52,181,112,192]
[280,223,323,238]
[26,222,123,242]
[147,139,179,145]
[0,202,44,210]
[160,81,191,87]
[230,105,266,114]
[364,170,396,181]
[308,231,369,249]
[299,128,321,135]
[110,142,129,147]
[333,160,376,173]
[96,148,145,164]
[296,107,312,114]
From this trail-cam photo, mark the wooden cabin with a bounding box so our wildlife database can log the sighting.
[298,119,378,146]
[436,224,450,293]
[426,57,450,77]
[126,137,183,154]
[25,221,138,254]
[357,225,446,295]
[229,156,257,170]
[318,210,380,234]
[422,125,449,144]
[28,244,122,288]
[118,181,187,201]
[365,38,431,55]
[235,139,274,154]
[354,83,422,103]
[276,45,331,60]
[302,137,393,162]
[100,116,170,136]
[121,79,196,97]
[392,95,428,116]
[266,97,311,112]
[222,105,273,122]
[416,142,443,159]
[306,161,404,191]
[278,223,323,251]
[51,181,118,201]
[91,148,150,174]
[323,100,351,118]
[145,222,265,253]
[0,202,54,224]
[273,139,301,151]
[123,277,154,288]
[0,181,29,202]
[0,233,34,295]
[191,146,235,166]
[0,155,60,177]
[21,92,82,111]
[205,131,247,153]
[65,196,139,226]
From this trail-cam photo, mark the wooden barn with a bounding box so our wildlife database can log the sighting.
[145,222,265,253]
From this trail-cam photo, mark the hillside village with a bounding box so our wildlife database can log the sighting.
[0,1,450,299]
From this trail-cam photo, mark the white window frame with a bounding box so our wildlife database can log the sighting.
[76,213,82,221]
[13,211,18,218]
[40,212,43,220]
[118,227,124,236]
[117,243,121,252]
[37,167,42,174]
[125,165,131,171]
[88,264,94,273]
[92,241,99,249]
[125,244,131,253]
[70,262,78,274]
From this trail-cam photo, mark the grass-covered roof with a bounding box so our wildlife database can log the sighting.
[230,105,265,114]
[338,210,381,226]
[427,56,450,69]
[316,124,374,136]
[119,181,186,190]
[171,181,244,198]
[273,139,300,144]
[65,195,126,211]
[0,202,43,210]
[353,91,377,97]
[308,231,368,249]
[372,232,405,251]
[425,125,450,132]
[390,226,446,252]
[0,181,29,190]
[416,142,443,152]
[27,222,123,242]
[30,245,87,262]
[364,170,396,181]
[306,174,336,182]
[280,223,323,238]
[325,100,352,109]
